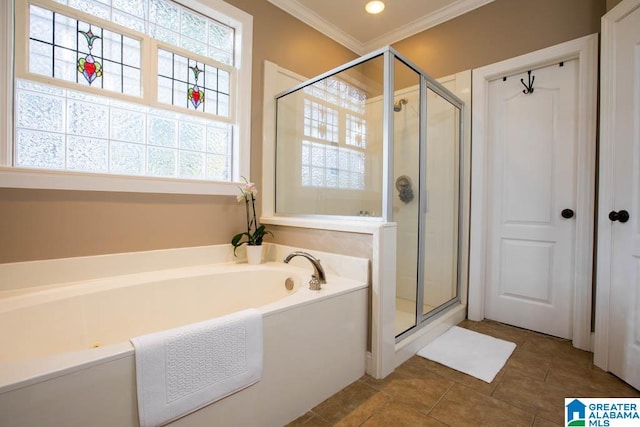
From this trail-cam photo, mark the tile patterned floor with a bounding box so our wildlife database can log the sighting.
[287,319,640,426]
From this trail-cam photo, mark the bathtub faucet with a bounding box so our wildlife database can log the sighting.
[283,251,327,290]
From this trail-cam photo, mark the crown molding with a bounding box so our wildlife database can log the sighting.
[266,0,366,54]
[362,0,495,52]
[266,0,494,55]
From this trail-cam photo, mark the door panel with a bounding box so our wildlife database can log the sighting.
[504,93,554,223]
[485,60,578,339]
[599,0,640,389]
[500,239,553,303]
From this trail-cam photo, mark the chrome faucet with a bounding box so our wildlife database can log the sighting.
[283,251,327,290]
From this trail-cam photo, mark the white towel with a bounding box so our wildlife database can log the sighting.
[130,308,263,427]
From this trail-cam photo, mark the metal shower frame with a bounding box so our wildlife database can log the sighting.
[275,46,466,340]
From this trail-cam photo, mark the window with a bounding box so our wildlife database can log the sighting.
[1,0,252,194]
[301,76,367,190]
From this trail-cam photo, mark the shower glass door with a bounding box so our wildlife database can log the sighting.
[421,87,461,319]
[392,59,421,336]
[394,78,463,339]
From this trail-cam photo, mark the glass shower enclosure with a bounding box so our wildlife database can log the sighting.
[274,47,463,340]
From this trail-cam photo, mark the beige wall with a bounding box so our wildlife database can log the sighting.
[393,0,604,78]
[607,0,624,11]
[0,0,608,264]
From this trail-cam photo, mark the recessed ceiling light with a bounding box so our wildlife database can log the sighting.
[365,1,385,14]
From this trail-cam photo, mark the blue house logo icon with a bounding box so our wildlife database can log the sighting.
[566,399,586,426]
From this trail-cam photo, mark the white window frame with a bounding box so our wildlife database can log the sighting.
[0,0,253,195]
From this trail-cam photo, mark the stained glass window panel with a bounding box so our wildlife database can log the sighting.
[28,6,142,96]
[157,49,231,118]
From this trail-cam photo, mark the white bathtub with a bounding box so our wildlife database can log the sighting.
[0,247,368,427]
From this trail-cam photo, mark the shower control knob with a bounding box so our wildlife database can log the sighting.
[609,210,629,223]
[561,209,574,219]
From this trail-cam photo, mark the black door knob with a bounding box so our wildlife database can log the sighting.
[609,210,630,223]
[561,209,574,219]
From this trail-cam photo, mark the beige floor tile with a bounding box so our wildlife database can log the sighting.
[333,392,391,427]
[545,363,640,397]
[362,402,447,427]
[285,412,330,426]
[303,416,332,426]
[299,320,639,427]
[518,333,576,358]
[533,416,562,426]
[492,369,571,423]
[504,348,550,381]
[430,383,534,426]
[310,380,379,424]
[379,375,454,413]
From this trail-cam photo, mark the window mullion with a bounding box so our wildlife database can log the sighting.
[145,38,157,107]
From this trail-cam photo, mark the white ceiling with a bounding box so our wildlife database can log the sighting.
[266,0,495,54]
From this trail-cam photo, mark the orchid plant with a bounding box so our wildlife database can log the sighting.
[231,178,272,256]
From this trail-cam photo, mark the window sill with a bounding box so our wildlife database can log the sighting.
[260,215,394,234]
[0,167,239,195]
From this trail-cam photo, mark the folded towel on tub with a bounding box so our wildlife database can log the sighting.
[130,308,263,427]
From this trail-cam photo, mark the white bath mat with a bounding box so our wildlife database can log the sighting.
[416,326,516,383]
[131,308,263,427]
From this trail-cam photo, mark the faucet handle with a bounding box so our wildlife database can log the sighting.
[309,275,322,291]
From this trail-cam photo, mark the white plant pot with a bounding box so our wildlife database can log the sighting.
[246,245,263,265]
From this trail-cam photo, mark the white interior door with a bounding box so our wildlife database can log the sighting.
[595,0,640,389]
[485,60,579,339]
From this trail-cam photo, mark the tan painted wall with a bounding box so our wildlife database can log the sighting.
[607,0,624,11]
[392,0,604,78]
[0,0,607,264]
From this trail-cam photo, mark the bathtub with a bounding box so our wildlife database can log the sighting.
[0,247,368,427]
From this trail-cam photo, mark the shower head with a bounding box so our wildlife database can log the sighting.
[394,98,408,112]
